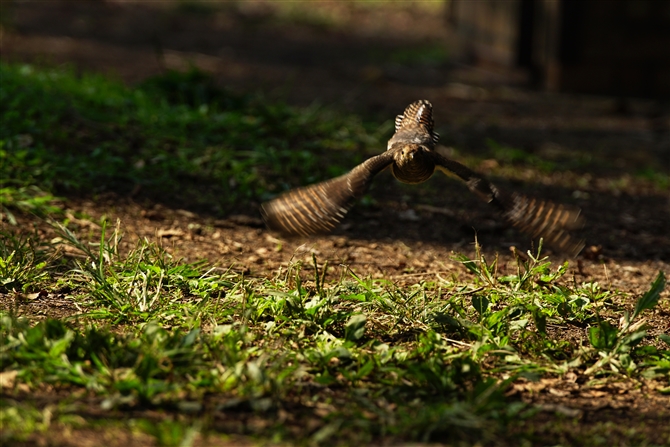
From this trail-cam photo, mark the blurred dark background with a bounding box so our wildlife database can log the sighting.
[450,0,670,98]
[3,0,669,154]
[1,0,669,259]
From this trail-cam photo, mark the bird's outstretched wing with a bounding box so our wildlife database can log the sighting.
[261,152,394,236]
[430,152,585,256]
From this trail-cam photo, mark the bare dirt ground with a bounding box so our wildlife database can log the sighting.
[2,1,670,445]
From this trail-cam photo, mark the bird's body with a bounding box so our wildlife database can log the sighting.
[390,144,435,184]
[261,100,585,256]
[387,100,439,184]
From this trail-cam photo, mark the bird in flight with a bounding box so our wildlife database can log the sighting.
[261,100,585,256]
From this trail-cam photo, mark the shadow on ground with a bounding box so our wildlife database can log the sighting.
[2,0,669,261]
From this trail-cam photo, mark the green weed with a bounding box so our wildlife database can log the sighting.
[0,63,385,217]
[1,222,668,444]
[0,229,62,293]
[49,220,235,326]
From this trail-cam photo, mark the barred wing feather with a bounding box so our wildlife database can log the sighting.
[431,152,584,256]
[261,152,393,236]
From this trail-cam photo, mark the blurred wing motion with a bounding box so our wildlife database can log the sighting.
[261,152,394,236]
[431,152,585,257]
[502,194,585,257]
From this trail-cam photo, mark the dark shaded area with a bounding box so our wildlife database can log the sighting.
[516,0,535,68]
[1,1,669,262]
[450,0,670,98]
[5,383,670,447]
[558,0,584,64]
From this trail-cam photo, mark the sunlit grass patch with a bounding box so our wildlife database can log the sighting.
[0,228,65,293]
[1,219,668,444]
[0,63,387,218]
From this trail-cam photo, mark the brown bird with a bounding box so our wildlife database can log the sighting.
[261,100,585,256]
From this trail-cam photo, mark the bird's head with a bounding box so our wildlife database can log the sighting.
[395,143,426,167]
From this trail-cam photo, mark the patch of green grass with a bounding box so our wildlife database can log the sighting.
[0,398,52,442]
[1,223,668,444]
[636,168,670,190]
[0,228,65,293]
[485,139,557,173]
[273,5,342,31]
[388,45,450,67]
[49,220,235,326]
[0,63,386,217]
[0,137,65,220]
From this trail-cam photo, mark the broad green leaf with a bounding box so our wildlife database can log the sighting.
[532,309,547,334]
[633,271,666,320]
[472,295,489,315]
[344,314,366,342]
[588,320,618,350]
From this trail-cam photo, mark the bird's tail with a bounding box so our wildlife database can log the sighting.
[394,99,439,145]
